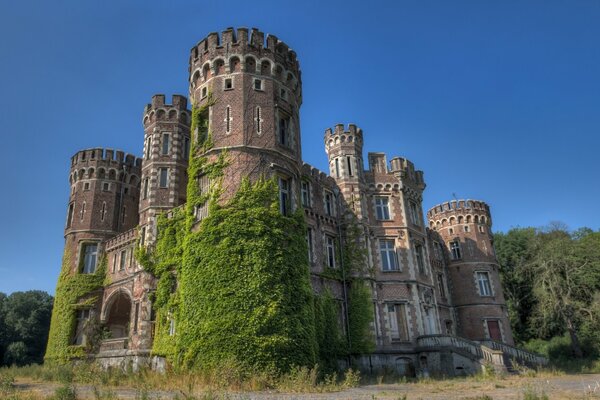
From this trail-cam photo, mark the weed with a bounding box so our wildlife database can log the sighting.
[51,384,77,400]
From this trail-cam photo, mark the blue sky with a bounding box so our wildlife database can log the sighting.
[1,0,599,294]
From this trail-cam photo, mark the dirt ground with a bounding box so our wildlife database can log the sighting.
[14,373,600,399]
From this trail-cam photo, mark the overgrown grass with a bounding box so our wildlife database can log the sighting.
[524,334,600,374]
[1,362,362,394]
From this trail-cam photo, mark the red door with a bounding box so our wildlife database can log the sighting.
[487,320,502,341]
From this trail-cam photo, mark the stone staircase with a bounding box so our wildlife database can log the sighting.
[417,334,548,374]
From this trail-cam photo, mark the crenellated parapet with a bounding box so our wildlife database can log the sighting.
[189,27,302,100]
[69,148,142,186]
[427,199,492,229]
[324,123,363,152]
[142,94,191,128]
[389,156,425,189]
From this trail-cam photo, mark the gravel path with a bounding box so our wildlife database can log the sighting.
[15,373,600,399]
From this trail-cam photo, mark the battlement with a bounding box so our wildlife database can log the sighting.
[189,27,301,89]
[389,156,425,186]
[324,123,364,149]
[427,199,491,221]
[143,94,191,127]
[105,227,138,251]
[70,148,142,169]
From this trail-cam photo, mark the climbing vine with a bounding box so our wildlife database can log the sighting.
[45,247,106,363]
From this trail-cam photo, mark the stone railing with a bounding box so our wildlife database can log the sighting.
[479,339,548,366]
[417,334,486,360]
[99,338,129,352]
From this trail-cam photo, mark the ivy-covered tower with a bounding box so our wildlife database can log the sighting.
[188,27,303,201]
[45,149,142,361]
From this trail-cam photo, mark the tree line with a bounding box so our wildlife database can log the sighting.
[0,290,53,366]
[495,224,600,362]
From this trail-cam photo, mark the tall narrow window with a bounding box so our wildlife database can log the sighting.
[326,236,336,268]
[375,197,390,220]
[159,168,169,188]
[100,202,106,222]
[278,177,290,215]
[143,177,149,199]
[183,137,190,160]
[437,273,447,299]
[255,107,262,134]
[145,137,152,159]
[347,156,353,176]
[379,239,399,271]
[225,106,231,133]
[73,309,90,345]
[161,133,170,155]
[66,203,74,228]
[119,249,127,271]
[82,244,98,274]
[301,181,311,207]
[169,318,176,336]
[140,226,146,246]
[409,201,420,226]
[279,117,289,147]
[306,228,314,263]
[121,206,126,224]
[335,158,340,178]
[324,191,333,216]
[450,240,462,260]
[477,271,492,296]
[80,202,86,221]
[387,304,409,341]
[415,244,425,274]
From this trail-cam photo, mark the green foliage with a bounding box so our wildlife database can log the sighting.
[0,290,53,366]
[52,384,77,400]
[177,178,317,373]
[313,290,346,371]
[347,281,375,354]
[45,250,106,363]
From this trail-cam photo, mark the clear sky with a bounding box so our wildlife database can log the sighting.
[1,0,598,294]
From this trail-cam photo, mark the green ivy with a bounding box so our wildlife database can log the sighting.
[313,289,346,372]
[176,178,317,373]
[45,248,106,363]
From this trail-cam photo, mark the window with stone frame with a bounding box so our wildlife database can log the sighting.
[375,197,391,220]
[437,273,447,299]
[325,235,336,268]
[161,133,170,155]
[278,176,291,215]
[414,243,426,274]
[159,168,169,188]
[301,180,311,207]
[81,243,98,274]
[409,200,421,226]
[476,271,493,296]
[379,239,399,271]
[73,309,91,345]
[324,191,334,216]
[278,115,291,147]
[119,249,127,271]
[387,303,410,341]
[449,240,461,260]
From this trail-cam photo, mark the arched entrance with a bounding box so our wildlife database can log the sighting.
[105,291,132,339]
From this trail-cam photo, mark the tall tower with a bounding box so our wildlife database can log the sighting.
[139,95,191,244]
[64,148,142,274]
[324,124,366,219]
[427,200,513,345]
[188,27,303,200]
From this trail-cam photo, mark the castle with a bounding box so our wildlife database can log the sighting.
[47,27,546,375]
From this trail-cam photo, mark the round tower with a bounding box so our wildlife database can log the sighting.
[427,200,513,345]
[188,27,303,201]
[64,148,142,274]
[139,94,191,244]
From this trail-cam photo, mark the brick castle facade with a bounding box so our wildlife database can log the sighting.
[50,28,544,375]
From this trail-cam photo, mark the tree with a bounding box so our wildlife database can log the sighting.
[494,228,537,343]
[0,291,53,366]
[527,227,600,358]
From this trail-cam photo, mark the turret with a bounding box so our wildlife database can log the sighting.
[186,28,304,204]
[427,200,513,345]
[139,94,191,244]
[324,124,364,182]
